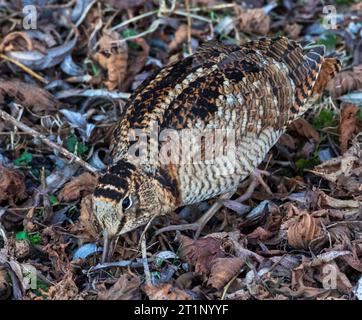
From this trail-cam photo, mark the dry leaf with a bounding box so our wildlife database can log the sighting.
[287,210,324,250]
[327,64,362,98]
[69,194,99,242]
[0,166,26,203]
[143,283,192,300]
[93,31,128,91]
[46,271,79,300]
[98,272,141,300]
[180,236,226,276]
[58,172,97,202]
[340,103,359,154]
[122,37,150,91]
[207,257,244,290]
[284,23,302,39]
[236,7,270,35]
[169,24,188,51]
[0,80,60,114]
[247,226,273,242]
[290,118,320,143]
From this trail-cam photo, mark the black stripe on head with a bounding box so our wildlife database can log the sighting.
[109,160,136,175]
[94,187,123,201]
[99,173,128,191]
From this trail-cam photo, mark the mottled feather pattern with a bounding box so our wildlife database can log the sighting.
[93,36,340,235]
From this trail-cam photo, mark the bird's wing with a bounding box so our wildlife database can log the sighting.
[111,37,326,169]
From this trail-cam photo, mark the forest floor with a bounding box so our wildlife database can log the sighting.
[0,0,361,300]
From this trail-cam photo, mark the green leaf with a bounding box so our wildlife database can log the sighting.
[335,0,354,4]
[295,158,320,173]
[29,233,42,245]
[66,135,88,156]
[13,151,32,166]
[316,33,337,51]
[313,109,334,130]
[122,28,138,38]
[16,231,30,241]
[48,194,59,206]
[357,108,362,122]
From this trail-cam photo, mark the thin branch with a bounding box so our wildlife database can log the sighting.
[0,53,48,84]
[0,109,97,173]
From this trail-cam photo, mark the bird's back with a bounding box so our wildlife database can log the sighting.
[109,37,340,205]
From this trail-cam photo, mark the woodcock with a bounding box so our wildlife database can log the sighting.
[92,36,340,238]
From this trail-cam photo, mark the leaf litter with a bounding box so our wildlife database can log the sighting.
[0,0,361,300]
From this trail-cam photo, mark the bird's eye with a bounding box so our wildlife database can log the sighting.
[121,196,132,210]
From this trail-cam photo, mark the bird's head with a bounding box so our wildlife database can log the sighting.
[92,160,178,238]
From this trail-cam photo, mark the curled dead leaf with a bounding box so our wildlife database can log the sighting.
[0,166,26,203]
[235,7,270,35]
[180,236,226,276]
[143,283,192,300]
[58,172,97,202]
[340,103,359,154]
[207,257,244,290]
[290,118,320,143]
[169,24,188,51]
[327,64,362,98]
[93,31,128,91]
[98,272,141,300]
[0,80,60,114]
[284,23,302,39]
[287,210,324,250]
[69,194,99,242]
[122,37,150,91]
[46,271,79,300]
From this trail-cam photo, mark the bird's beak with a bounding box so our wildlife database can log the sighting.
[101,229,117,263]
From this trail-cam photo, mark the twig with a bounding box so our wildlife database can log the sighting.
[184,0,193,55]
[0,53,48,84]
[0,109,97,173]
[110,10,158,31]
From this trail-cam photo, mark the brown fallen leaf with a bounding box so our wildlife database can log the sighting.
[180,236,226,276]
[207,257,244,290]
[0,31,33,53]
[283,23,302,39]
[98,272,141,300]
[69,194,100,242]
[143,283,192,300]
[0,166,26,203]
[58,172,97,202]
[287,209,324,250]
[46,271,79,300]
[235,7,270,35]
[169,24,188,51]
[247,226,273,243]
[290,118,320,143]
[340,103,359,154]
[0,80,60,114]
[327,64,362,98]
[122,37,150,91]
[93,30,128,91]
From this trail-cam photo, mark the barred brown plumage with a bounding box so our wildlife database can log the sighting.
[92,36,340,238]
